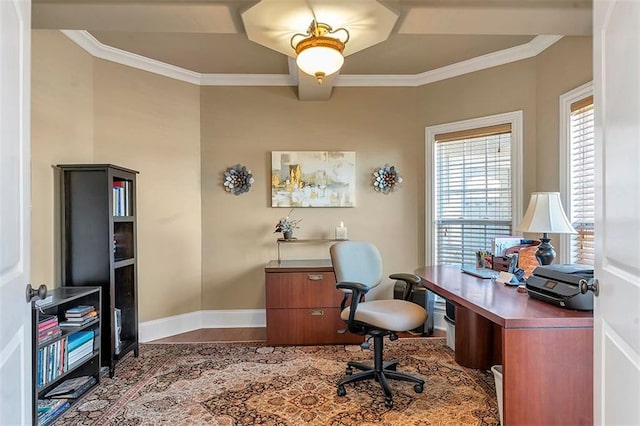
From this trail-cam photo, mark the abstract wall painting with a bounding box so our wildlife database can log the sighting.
[271,151,356,207]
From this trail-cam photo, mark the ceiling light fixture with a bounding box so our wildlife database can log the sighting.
[290,20,350,84]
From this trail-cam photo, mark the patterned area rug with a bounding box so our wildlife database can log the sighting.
[58,338,499,425]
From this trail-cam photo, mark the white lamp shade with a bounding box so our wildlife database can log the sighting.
[296,46,344,77]
[518,192,577,234]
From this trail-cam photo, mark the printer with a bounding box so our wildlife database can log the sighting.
[525,264,594,311]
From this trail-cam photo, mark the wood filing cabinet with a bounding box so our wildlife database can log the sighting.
[265,259,363,345]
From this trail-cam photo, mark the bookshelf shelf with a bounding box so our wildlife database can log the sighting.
[114,258,135,268]
[58,164,139,378]
[31,286,101,426]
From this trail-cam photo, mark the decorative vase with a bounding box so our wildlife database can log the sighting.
[283,230,293,240]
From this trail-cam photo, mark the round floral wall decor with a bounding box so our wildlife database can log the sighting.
[373,164,403,194]
[223,164,254,195]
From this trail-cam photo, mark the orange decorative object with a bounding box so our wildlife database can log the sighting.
[518,245,541,278]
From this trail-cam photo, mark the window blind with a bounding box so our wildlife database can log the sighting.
[435,125,512,265]
[569,97,595,265]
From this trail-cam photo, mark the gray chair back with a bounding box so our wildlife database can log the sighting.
[330,241,383,291]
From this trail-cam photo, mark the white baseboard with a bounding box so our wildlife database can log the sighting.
[140,306,444,343]
[201,309,266,328]
[139,309,266,342]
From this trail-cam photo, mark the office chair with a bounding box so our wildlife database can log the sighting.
[330,241,428,408]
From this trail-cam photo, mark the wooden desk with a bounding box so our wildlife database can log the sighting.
[415,265,593,426]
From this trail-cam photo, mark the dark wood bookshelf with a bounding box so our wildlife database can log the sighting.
[32,286,101,426]
[58,164,139,378]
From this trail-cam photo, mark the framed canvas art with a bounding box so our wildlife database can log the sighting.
[271,151,356,207]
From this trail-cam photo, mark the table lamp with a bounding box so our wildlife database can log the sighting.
[518,192,576,265]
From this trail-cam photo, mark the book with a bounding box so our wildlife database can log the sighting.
[37,348,43,387]
[67,331,94,351]
[64,311,97,322]
[39,325,60,337]
[38,315,59,331]
[68,350,93,367]
[38,327,62,345]
[68,342,94,367]
[38,321,59,334]
[59,317,98,328]
[65,305,95,317]
[37,399,70,425]
[45,376,96,399]
[59,320,95,328]
[37,398,66,414]
[68,340,93,358]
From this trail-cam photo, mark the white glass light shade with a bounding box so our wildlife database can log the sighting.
[518,192,577,234]
[296,45,344,78]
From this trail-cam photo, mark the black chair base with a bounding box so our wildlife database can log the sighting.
[337,334,424,408]
[345,360,398,374]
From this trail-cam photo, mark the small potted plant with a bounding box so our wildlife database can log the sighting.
[274,208,302,240]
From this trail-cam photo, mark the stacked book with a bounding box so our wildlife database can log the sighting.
[37,398,70,425]
[38,314,61,345]
[44,375,97,400]
[59,305,98,328]
[67,330,95,369]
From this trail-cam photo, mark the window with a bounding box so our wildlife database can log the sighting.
[560,83,594,265]
[425,112,523,266]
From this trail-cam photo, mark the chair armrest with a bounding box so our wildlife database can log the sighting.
[336,281,371,294]
[389,273,421,301]
[336,281,370,334]
[389,273,421,285]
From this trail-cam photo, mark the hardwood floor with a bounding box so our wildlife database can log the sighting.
[151,328,445,343]
[151,327,267,343]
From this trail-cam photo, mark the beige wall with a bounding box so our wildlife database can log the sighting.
[200,87,420,307]
[31,30,94,287]
[31,31,202,322]
[535,37,593,192]
[31,33,591,321]
[92,61,202,321]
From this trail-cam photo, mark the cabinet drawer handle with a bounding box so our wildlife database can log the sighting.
[307,274,324,281]
[310,309,325,316]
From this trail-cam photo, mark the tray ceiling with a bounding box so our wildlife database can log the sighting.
[32,0,592,99]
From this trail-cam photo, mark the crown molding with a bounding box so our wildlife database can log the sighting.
[61,30,202,85]
[61,30,563,88]
[335,35,564,87]
[413,34,563,86]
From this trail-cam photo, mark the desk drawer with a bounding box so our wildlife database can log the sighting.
[265,271,342,309]
[266,307,363,345]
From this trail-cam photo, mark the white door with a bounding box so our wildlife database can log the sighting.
[593,0,640,424]
[0,0,32,425]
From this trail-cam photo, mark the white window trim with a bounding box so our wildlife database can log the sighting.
[425,111,524,266]
[558,81,593,264]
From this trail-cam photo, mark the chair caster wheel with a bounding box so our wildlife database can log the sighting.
[345,367,353,375]
[414,384,424,393]
[337,385,347,397]
[385,398,393,408]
